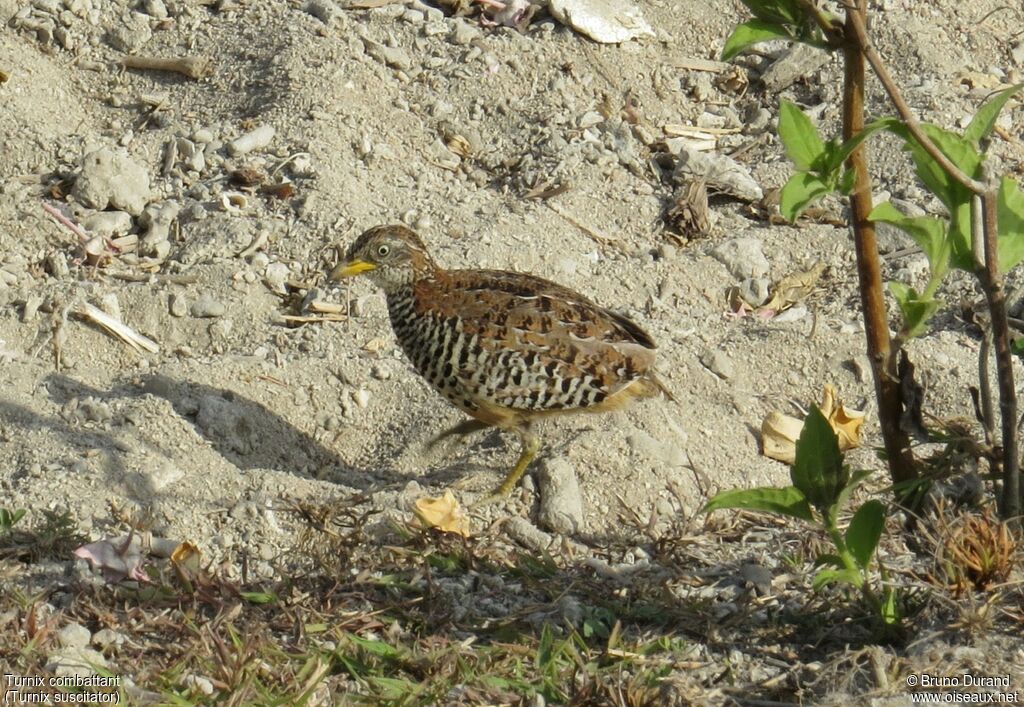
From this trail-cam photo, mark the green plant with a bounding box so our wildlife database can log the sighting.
[0,507,27,535]
[705,407,898,628]
[723,0,1024,520]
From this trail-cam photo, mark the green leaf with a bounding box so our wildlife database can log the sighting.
[349,634,400,658]
[964,83,1024,144]
[790,406,845,512]
[537,623,555,669]
[778,100,826,170]
[812,567,864,591]
[368,676,422,699]
[845,499,886,569]
[998,176,1024,272]
[947,202,976,272]
[0,508,27,532]
[721,19,792,61]
[780,172,831,222]
[838,167,856,194]
[742,0,802,25]
[240,591,277,604]
[889,282,940,338]
[881,587,900,625]
[869,201,951,276]
[830,468,873,519]
[888,122,981,211]
[703,486,814,522]
[813,553,845,568]
[827,117,901,173]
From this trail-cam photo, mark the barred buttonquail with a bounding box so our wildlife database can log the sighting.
[330,224,672,504]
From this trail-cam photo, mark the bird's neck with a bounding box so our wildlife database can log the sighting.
[375,263,435,298]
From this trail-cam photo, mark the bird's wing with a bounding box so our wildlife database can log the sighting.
[413,270,658,412]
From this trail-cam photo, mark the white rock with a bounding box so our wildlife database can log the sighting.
[674,145,763,202]
[449,18,481,45]
[548,0,653,43]
[58,622,92,649]
[700,349,734,380]
[132,462,184,494]
[183,674,214,696]
[169,293,188,317]
[264,262,291,293]
[353,388,370,408]
[73,147,151,215]
[92,628,127,650]
[82,210,132,237]
[712,237,770,279]
[139,201,180,255]
[228,124,275,156]
[537,457,583,534]
[142,0,167,19]
[47,647,108,677]
[627,429,689,468]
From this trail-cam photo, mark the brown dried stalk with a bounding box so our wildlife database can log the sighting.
[844,4,1018,520]
[840,0,917,499]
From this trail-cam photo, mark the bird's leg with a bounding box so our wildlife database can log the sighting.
[425,418,492,452]
[475,426,540,506]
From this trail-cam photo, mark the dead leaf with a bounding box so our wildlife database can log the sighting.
[170,541,203,585]
[760,262,825,314]
[762,385,865,463]
[819,383,865,451]
[664,179,710,243]
[74,536,151,583]
[412,491,470,537]
[762,411,804,464]
[956,70,1006,91]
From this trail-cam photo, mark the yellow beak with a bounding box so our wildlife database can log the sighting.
[329,259,376,280]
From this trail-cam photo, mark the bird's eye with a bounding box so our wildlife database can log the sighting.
[377,244,390,257]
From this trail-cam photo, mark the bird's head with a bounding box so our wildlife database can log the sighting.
[329,224,436,293]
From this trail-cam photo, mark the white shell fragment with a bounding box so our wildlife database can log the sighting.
[548,0,654,44]
[221,192,249,214]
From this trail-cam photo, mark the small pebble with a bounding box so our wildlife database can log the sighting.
[91,628,126,651]
[58,623,92,649]
[47,647,108,678]
[711,237,770,279]
[537,457,583,534]
[450,20,482,44]
[740,563,773,596]
[504,517,554,553]
[82,210,132,238]
[190,294,226,318]
[142,0,168,19]
[21,295,44,322]
[183,675,215,696]
[47,252,69,279]
[264,262,290,293]
[228,124,275,156]
[738,278,770,307]
[353,389,370,408]
[700,349,735,380]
